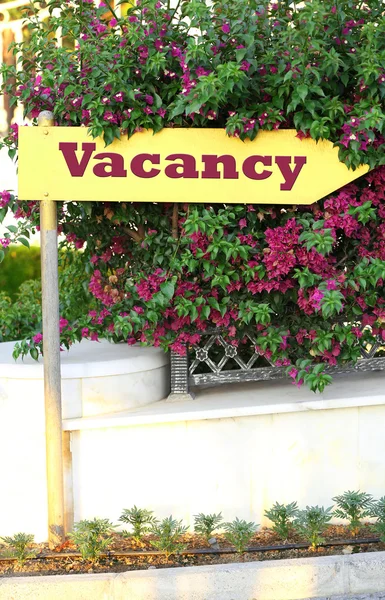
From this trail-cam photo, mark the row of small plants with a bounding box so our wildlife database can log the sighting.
[3,491,385,565]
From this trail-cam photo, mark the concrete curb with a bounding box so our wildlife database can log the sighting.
[1,551,385,600]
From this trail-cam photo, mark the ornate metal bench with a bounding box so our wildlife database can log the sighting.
[169,329,385,400]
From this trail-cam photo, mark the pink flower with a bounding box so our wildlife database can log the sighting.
[59,318,69,332]
[222,23,230,33]
[103,111,119,123]
[310,289,324,310]
[71,97,82,109]
[239,218,247,229]
[81,327,89,338]
[154,39,165,52]
[10,124,18,140]
[0,191,11,208]
[240,61,251,72]
[113,92,124,102]
[33,333,43,344]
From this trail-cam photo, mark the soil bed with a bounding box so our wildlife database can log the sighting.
[1,524,383,578]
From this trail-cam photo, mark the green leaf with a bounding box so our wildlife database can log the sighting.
[160,281,175,301]
[201,305,211,320]
[30,348,39,361]
[297,84,309,102]
[64,84,75,97]
[208,297,220,312]
[18,238,30,248]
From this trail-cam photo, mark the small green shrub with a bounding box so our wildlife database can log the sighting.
[0,532,36,564]
[264,501,299,541]
[332,490,374,536]
[370,497,385,542]
[150,516,188,560]
[194,512,223,542]
[70,518,115,563]
[119,506,157,541]
[223,518,258,553]
[294,506,333,549]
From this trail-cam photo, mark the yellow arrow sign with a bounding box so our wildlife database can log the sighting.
[18,127,369,204]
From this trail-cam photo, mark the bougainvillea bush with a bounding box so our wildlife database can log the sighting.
[2,0,385,391]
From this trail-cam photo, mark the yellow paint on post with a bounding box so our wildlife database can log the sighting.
[40,200,57,231]
[18,127,369,204]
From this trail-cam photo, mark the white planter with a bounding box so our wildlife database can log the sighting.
[0,339,170,418]
[2,551,385,600]
[0,339,169,540]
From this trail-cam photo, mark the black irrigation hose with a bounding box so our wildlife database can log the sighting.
[0,537,381,563]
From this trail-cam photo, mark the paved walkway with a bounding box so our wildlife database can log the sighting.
[306,595,385,599]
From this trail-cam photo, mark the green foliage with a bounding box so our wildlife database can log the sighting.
[3,0,385,169]
[298,229,335,256]
[0,533,36,564]
[264,502,299,541]
[223,518,258,553]
[294,506,333,549]
[332,490,374,536]
[149,516,188,560]
[0,281,41,343]
[119,506,157,541]
[0,245,40,300]
[3,0,385,394]
[194,512,223,541]
[69,518,115,563]
[288,360,333,393]
[370,497,385,543]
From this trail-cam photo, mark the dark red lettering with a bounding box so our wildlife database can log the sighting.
[242,155,272,180]
[275,156,307,191]
[93,152,127,177]
[130,154,160,178]
[201,155,239,179]
[165,154,198,179]
[59,142,96,177]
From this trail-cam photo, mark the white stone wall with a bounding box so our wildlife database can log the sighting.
[70,401,385,530]
[1,341,385,541]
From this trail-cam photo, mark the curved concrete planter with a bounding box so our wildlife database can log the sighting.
[1,551,385,600]
[0,339,170,417]
[0,339,170,540]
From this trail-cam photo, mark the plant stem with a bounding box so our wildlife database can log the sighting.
[172,203,179,239]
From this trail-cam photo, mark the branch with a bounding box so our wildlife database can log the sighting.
[124,227,144,243]
[172,203,179,240]
[138,223,145,240]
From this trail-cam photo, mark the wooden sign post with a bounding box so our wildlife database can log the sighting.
[36,112,65,548]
